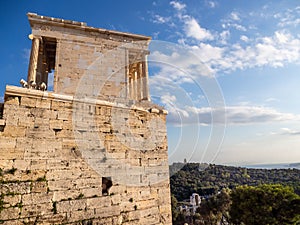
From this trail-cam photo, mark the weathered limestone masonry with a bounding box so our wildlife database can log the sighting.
[0,13,172,224]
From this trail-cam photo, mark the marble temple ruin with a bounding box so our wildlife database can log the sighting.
[0,13,172,224]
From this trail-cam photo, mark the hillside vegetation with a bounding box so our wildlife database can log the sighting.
[170,163,300,225]
[170,163,300,201]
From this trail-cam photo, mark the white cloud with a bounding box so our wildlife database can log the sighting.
[265,98,280,103]
[276,6,300,27]
[255,43,282,66]
[161,94,190,118]
[232,23,247,31]
[221,10,247,32]
[149,62,195,86]
[170,1,186,11]
[275,31,289,43]
[230,12,240,21]
[148,41,300,126]
[149,47,215,81]
[149,5,300,81]
[221,22,247,31]
[152,31,160,39]
[152,15,171,24]
[219,30,230,44]
[0,96,3,103]
[184,17,214,41]
[280,128,300,136]
[167,105,300,125]
[240,35,249,42]
[224,106,300,124]
[266,127,300,136]
[192,30,300,73]
[161,94,176,104]
[191,43,223,64]
[177,38,186,45]
[22,48,31,61]
[253,32,300,67]
[207,1,217,8]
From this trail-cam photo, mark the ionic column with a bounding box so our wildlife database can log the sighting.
[142,55,150,101]
[27,35,41,88]
[53,39,61,92]
[138,62,143,100]
[36,43,44,86]
[41,57,48,87]
[133,70,137,100]
[125,49,129,98]
[129,74,133,99]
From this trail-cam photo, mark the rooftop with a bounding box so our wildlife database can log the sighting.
[27,12,151,41]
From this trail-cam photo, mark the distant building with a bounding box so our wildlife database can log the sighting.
[179,193,201,216]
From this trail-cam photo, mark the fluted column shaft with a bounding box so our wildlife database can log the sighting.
[27,36,40,87]
[125,49,129,98]
[137,62,143,100]
[142,55,150,101]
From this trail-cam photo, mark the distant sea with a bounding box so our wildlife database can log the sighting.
[243,162,300,169]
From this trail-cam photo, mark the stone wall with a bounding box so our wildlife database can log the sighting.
[0,86,172,224]
[0,13,172,224]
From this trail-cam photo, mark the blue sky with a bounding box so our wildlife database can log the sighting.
[1,0,300,166]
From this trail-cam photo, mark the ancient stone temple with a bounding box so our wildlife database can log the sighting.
[0,13,172,224]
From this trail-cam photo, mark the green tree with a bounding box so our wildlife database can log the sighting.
[197,188,231,225]
[171,194,179,222]
[229,184,300,225]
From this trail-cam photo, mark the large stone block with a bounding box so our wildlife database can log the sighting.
[20,202,53,218]
[5,96,20,105]
[0,207,20,220]
[49,119,63,130]
[3,194,21,208]
[21,97,37,107]
[0,147,25,160]
[0,137,17,148]
[36,98,51,109]
[31,180,48,193]
[94,204,121,218]
[56,198,87,213]
[3,125,26,137]
[0,182,31,195]
[22,193,52,205]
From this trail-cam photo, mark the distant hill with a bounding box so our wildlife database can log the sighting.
[170,163,300,201]
[288,162,300,168]
[243,162,300,169]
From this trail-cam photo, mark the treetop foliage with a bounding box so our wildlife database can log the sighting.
[170,163,300,201]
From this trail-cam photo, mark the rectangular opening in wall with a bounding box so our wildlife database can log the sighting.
[36,37,57,91]
[43,37,56,91]
[47,69,54,91]
[102,177,112,195]
[0,103,3,119]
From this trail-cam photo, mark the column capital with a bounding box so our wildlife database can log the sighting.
[28,34,42,40]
